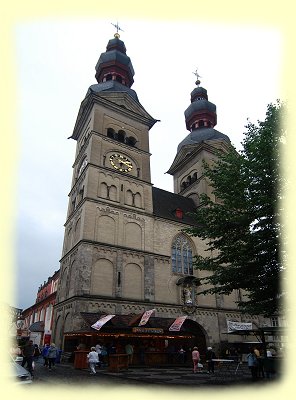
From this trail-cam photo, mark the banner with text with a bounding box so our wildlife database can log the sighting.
[139,309,156,326]
[91,315,115,331]
[169,316,187,332]
[227,320,253,333]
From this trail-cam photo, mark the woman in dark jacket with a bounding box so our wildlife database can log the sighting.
[205,347,216,374]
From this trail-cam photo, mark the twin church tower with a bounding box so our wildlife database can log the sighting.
[52,31,260,354]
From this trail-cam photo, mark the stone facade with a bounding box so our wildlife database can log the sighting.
[52,35,271,355]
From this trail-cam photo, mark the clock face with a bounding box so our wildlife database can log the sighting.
[110,153,133,172]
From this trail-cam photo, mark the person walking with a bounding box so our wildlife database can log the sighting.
[47,343,58,371]
[247,348,258,381]
[21,340,35,377]
[177,346,186,364]
[191,346,200,373]
[87,347,99,375]
[205,346,216,374]
[42,343,50,367]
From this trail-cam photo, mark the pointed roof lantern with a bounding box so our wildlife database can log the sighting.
[95,29,135,88]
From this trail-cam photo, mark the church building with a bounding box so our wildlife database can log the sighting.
[52,31,271,363]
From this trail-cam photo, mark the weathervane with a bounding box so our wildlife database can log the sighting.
[193,68,201,86]
[111,21,124,38]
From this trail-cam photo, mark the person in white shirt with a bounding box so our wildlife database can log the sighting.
[87,347,99,374]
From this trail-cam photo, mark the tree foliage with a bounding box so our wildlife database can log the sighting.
[185,101,285,317]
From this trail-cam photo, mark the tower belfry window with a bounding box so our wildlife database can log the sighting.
[117,130,126,142]
[107,128,115,139]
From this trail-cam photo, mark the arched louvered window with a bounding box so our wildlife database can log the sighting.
[171,235,193,275]
[107,128,115,139]
[118,130,126,143]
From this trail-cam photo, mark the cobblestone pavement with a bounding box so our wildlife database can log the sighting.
[30,359,276,387]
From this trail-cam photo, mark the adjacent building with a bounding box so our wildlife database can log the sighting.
[21,270,59,345]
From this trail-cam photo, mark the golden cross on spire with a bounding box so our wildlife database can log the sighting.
[111,21,124,38]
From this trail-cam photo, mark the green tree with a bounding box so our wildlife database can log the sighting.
[185,102,285,317]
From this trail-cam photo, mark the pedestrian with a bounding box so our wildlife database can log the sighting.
[21,339,35,377]
[177,346,186,363]
[95,342,103,368]
[191,346,200,373]
[42,343,50,367]
[247,347,258,381]
[33,344,41,361]
[100,344,108,367]
[205,346,216,374]
[125,343,134,365]
[254,346,264,378]
[87,347,99,375]
[47,343,58,371]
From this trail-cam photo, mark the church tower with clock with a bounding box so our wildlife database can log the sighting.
[53,31,267,355]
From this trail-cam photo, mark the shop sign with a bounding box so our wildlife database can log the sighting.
[132,327,163,334]
[91,315,115,331]
[169,316,187,331]
[139,309,155,326]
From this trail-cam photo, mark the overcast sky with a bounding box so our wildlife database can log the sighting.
[14,19,282,310]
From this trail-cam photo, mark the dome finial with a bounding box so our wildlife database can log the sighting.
[193,68,201,86]
[111,21,124,38]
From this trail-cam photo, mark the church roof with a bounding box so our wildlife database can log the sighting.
[152,187,196,224]
[177,127,231,152]
[87,81,139,102]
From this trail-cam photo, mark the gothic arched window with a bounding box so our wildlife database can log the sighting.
[171,235,193,275]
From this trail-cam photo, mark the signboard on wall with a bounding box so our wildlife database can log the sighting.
[132,327,163,334]
[227,320,253,333]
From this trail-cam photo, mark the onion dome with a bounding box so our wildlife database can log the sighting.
[185,81,217,131]
[94,34,135,88]
[177,75,230,152]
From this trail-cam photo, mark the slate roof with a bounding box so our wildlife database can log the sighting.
[152,187,196,225]
[177,127,231,152]
[87,81,139,102]
[95,50,134,75]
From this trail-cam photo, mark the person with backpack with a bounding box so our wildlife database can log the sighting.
[42,343,50,367]
[47,343,58,371]
[21,339,35,377]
